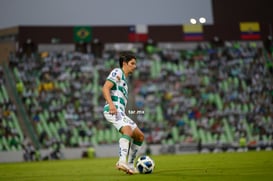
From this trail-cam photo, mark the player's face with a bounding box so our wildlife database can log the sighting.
[124,58,137,74]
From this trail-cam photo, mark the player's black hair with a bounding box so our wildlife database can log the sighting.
[119,52,136,68]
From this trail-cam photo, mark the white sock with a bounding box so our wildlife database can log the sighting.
[128,140,142,166]
[119,135,131,163]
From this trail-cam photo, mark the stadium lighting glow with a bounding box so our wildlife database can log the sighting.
[199,17,206,24]
[190,18,197,24]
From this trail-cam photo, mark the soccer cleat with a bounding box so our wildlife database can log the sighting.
[128,164,139,174]
[128,163,139,174]
[116,161,134,175]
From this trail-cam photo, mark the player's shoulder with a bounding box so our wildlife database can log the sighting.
[108,68,122,79]
[110,68,122,75]
[111,68,122,72]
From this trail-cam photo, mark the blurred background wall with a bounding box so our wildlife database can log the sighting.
[0,0,213,28]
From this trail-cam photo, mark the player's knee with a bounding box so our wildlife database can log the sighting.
[121,126,133,137]
[123,132,133,138]
[138,132,145,142]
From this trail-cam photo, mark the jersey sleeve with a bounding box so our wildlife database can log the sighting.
[106,68,122,84]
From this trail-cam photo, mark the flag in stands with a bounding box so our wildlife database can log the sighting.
[73,26,92,43]
[128,24,148,42]
[240,22,261,40]
[183,24,203,41]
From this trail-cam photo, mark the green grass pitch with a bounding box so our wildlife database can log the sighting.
[0,151,272,181]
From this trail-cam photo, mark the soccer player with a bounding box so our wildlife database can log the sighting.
[102,53,144,174]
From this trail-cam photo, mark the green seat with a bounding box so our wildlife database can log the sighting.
[202,75,210,86]
[215,94,223,111]
[182,114,189,124]
[233,77,239,89]
[110,127,119,142]
[166,62,172,71]
[40,117,52,138]
[262,135,269,143]
[190,97,197,107]
[243,118,252,141]
[150,61,157,78]
[161,139,167,145]
[61,134,66,143]
[171,126,179,143]
[55,121,61,130]
[155,60,162,77]
[198,129,207,144]
[11,145,17,151]
[223,118,233,143]
[166,138,175,145]
[190,120,199,140]
[220,133,227,143]
[43,110,50,121]
[0,90,4,104]
[241,80,247,90]
[84,136,91,145]
[10,112,23,139]
[91,136,98,146]
[230,102,235,111]
[179,63,184,72]
[242,103,249,113]
[223,81,228,92]
[2,137,10,151]
[144,107,151,121]
[156,105,164,122]
[104,129,111,144]
[0,141,3,151]
[206,132,214,144]
[96,129,104,144]
[70,136,78,146]
[49,123,59,139]
[13,67,21,81]
[1,85,9,101]
[172,63,178,72]
[36,123,43,134]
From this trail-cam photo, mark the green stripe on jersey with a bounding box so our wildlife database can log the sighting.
[103,104,124,112]
[118,86,128,99]
[105,68,128,112]
[111,96,126,106]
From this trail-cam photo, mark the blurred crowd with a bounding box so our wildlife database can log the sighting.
[134,42,273,149]
[0,66,22,150]
[1,41,273,152]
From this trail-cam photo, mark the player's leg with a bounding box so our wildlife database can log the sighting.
[119,126,133,163]
[104,112,134,174]
[116,126,134,174]
[128,127,144,171]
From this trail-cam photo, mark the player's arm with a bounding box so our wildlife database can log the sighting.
[102,80,117,115]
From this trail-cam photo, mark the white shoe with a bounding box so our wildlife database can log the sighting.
[131,167,139,174]
[116,161,134,175]
[128,163,139,174]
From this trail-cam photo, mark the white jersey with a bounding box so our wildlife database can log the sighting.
[104,68,128,112]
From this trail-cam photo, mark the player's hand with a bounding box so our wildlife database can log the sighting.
[109,104,117,115]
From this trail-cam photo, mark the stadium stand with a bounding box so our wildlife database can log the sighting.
[0,65,24,151]
[1,41,273,153]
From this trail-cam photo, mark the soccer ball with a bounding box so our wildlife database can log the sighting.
[136,155,155,174]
